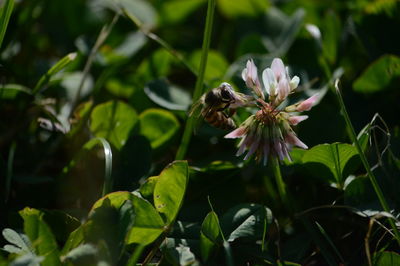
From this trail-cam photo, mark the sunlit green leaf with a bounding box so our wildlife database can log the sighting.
[126,195,165,245]
[353,55,400,93]
[139,108,180,150]
[154,161,188,224]
[200,211,221,261]
[19,208,60,266]
[302,143,359,187]
[106,78,135,98]
[373,251,400,266]
[90,101,138,149]
[90,191,134,213]
[139,176,159,198]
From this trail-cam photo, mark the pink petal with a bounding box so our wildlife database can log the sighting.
[271,58,285,80]
[277,77,289,100]
[288,115,309,125]
[296,94,319,112]
[286,132,308,149]
[225,127,247,139]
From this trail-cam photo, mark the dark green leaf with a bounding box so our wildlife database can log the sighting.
[144,78,191,111]
[217,0,268,18]
[220,203,273,242]
[161,0,206,24]
[302,143,359,187]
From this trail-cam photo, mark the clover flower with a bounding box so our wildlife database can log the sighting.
[225,58,318,164]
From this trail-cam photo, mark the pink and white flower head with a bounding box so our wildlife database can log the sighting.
[225,58,318,165]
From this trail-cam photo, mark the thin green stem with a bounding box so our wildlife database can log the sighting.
[175,0,216,160]
[334,79,400,246]
[270,156,287,207]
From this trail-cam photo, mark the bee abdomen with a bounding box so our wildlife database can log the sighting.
[205,112,236,130]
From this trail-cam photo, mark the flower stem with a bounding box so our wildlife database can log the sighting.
[270,156,288,208]
[334,80,400,246]
[175,0,216,160]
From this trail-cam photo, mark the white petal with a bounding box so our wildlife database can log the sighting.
[271,58,285,80]
[241,68,247,81]
[277,78,289,100]
[290,76,300,91]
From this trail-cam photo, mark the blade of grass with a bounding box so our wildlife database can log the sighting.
[5,141,16,203]
[0,0,14,50]
[126,244,146,266]
[334,79,400,246]
[32,52,78,95]
[175,0,216,160]
[70,13,119,117]
[315,222,345,263]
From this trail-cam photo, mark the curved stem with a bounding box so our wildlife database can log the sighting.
[335,80,400,246]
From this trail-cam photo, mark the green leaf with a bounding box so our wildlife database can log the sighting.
[302,143,359,187]
[139,176,159,198]
[353,55,400,93]
[220,203,273,242]
[102,31,147,64]
[126,195,165,245]
[0,0,14,50]
[0,84,32,100]
[164,243,198,266]
[33,52,77,94]
[344,176,378,211]
[139,108,180,150]
[321,11,340,64]
[2,228,33,254]
[19,208,61,266]
[144,78,191,111]
[58,71,94,101]
[373,251,400,266]
[90,191,135,213]
[153,161,189,224]
[161,0,206,24]
[90,100,138,149]
[262,8,305,56]
[61,244,98,265]
[190,50,228,82]
[200,211,221,261]
[61,226,85,255]
[217,0,268,18]
[106,78,135,98]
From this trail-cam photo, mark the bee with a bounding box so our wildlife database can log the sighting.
[190,82,253,130]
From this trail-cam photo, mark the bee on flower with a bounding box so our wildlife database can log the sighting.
[225,58,318,165]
